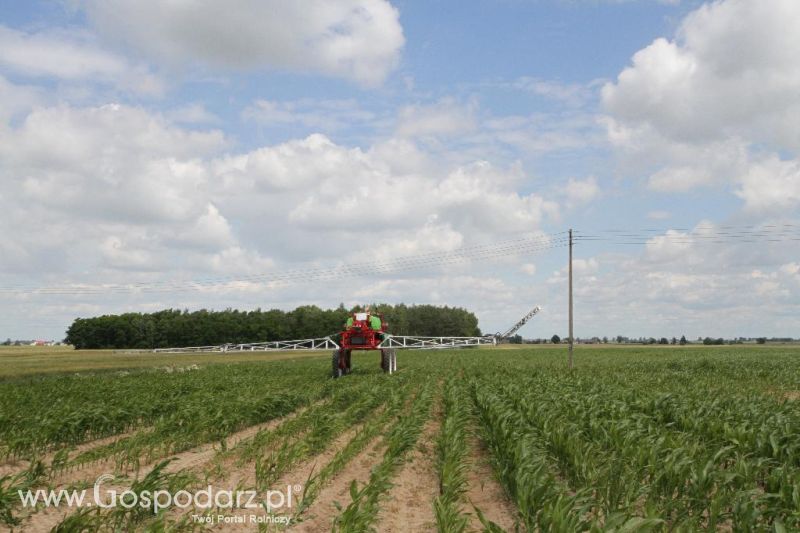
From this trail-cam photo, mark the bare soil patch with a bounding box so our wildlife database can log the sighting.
[290,434,386,532]
[465,432,519,531]
[375,416,440,532]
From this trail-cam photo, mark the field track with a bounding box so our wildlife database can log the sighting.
[2,345,800,531]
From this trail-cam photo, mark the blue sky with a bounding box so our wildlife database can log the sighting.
[0,0,798,341]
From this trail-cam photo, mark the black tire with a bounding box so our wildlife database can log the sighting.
[380,349,389,373]
[332,350,343,378]
[344,349,352,375]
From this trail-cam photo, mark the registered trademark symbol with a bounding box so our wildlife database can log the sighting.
[293,484,302,493]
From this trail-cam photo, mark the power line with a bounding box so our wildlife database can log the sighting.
[0,233,569,296]
[573,224,800,245]
[1,223,796,297]
[578,222,799,233]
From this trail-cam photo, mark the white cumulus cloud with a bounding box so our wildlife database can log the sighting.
[603,0,800,149]
[602,0,800,209]
[0,25,163,95]
[396,98,477,138]
[564,176,600,207]
[736,156,800,212]
[80,0,405,87]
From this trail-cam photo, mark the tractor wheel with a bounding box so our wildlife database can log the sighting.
[332,349,343,378]
[380,349,397,374]
[344,349,352,375]
[380,349,389,373]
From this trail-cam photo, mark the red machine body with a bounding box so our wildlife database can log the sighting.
[333,311,396,377]
[340,312,387,350]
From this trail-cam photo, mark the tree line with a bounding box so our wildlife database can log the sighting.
[64,304,482,349]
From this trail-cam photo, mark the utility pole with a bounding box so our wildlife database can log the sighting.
[568,228,574,369]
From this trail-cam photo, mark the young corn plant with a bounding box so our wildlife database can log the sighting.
[470,380,594,531]
[237,375,372,465]
[0,460,47,526]
[52,460,195,531]
[433,377,470,533]
[333,380,435,532]
[293,380,413,521]
[254,379,390,490]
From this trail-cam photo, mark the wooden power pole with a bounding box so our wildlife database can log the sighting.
[568,228,574,369]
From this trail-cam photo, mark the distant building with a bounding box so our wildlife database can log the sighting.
[29,340,54,346]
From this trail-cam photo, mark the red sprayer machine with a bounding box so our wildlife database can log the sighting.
[151,306,541,378]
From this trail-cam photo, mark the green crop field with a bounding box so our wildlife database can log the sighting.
[1,345,799,531]
[0,346,327,379]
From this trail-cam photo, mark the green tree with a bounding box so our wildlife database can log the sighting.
[551,334,561,344]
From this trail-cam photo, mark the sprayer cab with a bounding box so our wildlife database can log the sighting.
[332,311,396,378]
[341,311,387,350]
